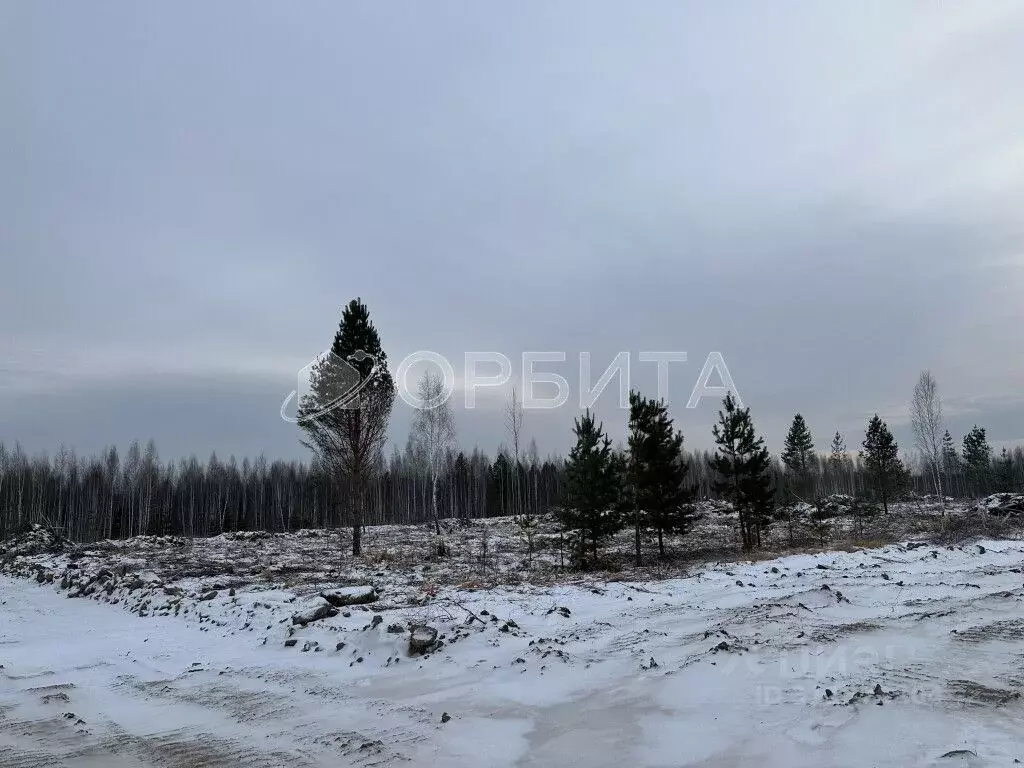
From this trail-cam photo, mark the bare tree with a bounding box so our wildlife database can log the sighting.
[505,388,524,517]
[409,370,457,535]
[505,387,523,462]
[910,370,946,516]
[504,387,539,561]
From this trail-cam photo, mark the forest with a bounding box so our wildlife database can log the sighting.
[1,428,1020,544]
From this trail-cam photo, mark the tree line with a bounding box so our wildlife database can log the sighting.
[0,439,563,543]
[4,416,1018,548]
[556,371,1024,565]
[2,299,1022,554]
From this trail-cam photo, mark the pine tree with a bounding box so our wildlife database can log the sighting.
[614,446,640,565]
[298,298,395,556]
[962,425,992,498]
[781,414,815,477]
[624,392,690,561]
[452,452,470,521]
[848,495,880,538]
[828,431,848,485]
[860,415,904,514]
[781,413,816,500]
[940,430,960,496]
[486,453,510,518]
[995,447,1015,491]
[708,393,774,550]
[557,411,622,567]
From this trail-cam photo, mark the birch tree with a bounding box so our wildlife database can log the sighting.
[505,387,524,517]
[909,371,946,515]
[409,370,457,535]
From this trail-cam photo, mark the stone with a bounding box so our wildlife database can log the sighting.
[292,599,339,626]
[320,586,377,607]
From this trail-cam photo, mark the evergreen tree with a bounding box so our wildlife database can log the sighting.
[995,447,1015,491]
[827,434,851,493]
[557,411,622,567]
[860,415,904,514]
[708,393,774,550]
[487,453,511,517]
[614,447,640,565]
[940,430,960,496]
[781,413,816,501]
[962,425,992,498]
[624,392,690,561]
[827,434,843,468]
[781,414,815,477]
[848,495,880,538]
[298,298,395,556]
[452,452,470,521]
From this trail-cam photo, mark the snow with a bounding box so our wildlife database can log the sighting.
[2,534,1024,766]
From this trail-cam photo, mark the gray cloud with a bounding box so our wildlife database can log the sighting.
[2,1,1023,461]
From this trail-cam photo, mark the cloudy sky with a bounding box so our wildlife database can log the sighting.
[3,1,1024,464]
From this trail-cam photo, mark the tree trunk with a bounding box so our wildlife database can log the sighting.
[351,473,363,557]
[634,519,641,566]
[432,472,441,535]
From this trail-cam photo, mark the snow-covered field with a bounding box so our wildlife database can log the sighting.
[2,518,1023,767]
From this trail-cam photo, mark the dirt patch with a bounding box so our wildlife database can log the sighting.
[103,727,317,768]
[945,679,1022,707]
[808,620,883,643]
[951,618,1024,643]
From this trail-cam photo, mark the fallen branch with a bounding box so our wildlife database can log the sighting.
[451,600,486,625]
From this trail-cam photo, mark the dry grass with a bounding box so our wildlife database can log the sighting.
[10,501,1020,596]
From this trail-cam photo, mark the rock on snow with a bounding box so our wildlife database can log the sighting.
[320,585,378,607]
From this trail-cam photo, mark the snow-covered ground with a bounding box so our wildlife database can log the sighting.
[2,527,1023,767]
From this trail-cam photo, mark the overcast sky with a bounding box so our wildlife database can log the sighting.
[3,1,1024,464]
